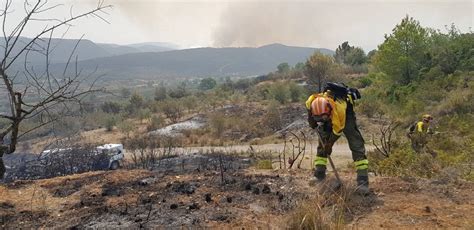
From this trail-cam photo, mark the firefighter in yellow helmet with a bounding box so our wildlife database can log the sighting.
[407,114,434,154]
[306,82,369,194]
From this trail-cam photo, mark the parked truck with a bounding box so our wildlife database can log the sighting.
[3,143,125,181]
[95,143,125,170]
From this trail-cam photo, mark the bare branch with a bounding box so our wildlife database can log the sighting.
[0,114,14,120]
[17,116,59,139]
[2,1,112,70]
[63,34,84,76]
[372,121,399,158]
[0,0,111,178]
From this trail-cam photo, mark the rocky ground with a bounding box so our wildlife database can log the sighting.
[1,153,472,229]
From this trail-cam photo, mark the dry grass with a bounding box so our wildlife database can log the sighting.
[286,181,361,230]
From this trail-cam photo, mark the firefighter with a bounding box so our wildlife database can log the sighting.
[407,114,434,154]
[306,82,369,194]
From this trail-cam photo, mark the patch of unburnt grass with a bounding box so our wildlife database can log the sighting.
[286,181,382,229]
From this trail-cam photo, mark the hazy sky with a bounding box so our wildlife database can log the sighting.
[5,0,473,51]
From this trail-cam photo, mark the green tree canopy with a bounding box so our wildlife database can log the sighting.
[373,15,430,85]
[199,77,217,91]
[346,47,368,65]
[429,25,474,74]
[277,62,290,74]
[367,49,377,62]
[294,62,305,71]
[334,41,367,66]
[334,41,353,64]
[305,52,334,92]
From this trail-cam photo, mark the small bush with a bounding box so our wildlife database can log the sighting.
[288,82,305,102]
[159,99,183,123]
[104,115,118,132]
[101,101,122,114]
[147,115,164,132]
[368,142,474,180]
[264,101,282,131]
[358,76,373,88]
[357,97,385,118]
[138,108,152,123]
[270,82,289,104]
[256,160,273,169]
[118,120,134,137]
[209,113,226,137]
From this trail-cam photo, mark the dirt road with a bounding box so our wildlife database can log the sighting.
[127,142,373,170]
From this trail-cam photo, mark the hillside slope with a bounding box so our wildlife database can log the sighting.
[0,37,176,66]
[55,44,333,79]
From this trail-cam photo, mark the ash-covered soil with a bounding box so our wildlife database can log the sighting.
[0,156,473,229]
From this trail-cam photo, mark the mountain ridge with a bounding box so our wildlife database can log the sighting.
[56,43,333,79]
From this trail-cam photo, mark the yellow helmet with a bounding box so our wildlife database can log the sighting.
[422,114,433,121]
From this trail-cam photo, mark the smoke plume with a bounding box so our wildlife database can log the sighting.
[85,0,472,50]
[212,0,472,49]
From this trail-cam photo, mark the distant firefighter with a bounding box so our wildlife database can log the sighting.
[407,114,435,156]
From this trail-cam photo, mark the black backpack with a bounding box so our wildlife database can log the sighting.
[324,82,361,101]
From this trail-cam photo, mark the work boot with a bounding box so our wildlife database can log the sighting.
[356,174,370,195]
[313,166,327,182]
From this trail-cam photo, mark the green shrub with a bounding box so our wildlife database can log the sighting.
[264,101,282,131]
[159,99,183,123]
[288,82,305,102]
[147,115,164,132]
[118,120,134,137]
[209,113,226,137]
[369,141,473,181]
[369,145,439,178]
[199,77,217,91]
[270,82,289,104]
[357,96,385,118]
[138,108,152,123]
[101,101,122,114]
[104,115,118,132]
[358,76,373,88]
[256,160,273,169]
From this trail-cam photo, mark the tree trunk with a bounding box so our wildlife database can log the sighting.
[9,92,22,154]
[0,145,8,179]
[9,121,19,154]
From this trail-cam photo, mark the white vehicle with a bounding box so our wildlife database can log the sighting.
[96,144,125,170]
[40,144,125,170]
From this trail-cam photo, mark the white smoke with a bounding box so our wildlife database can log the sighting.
[81,0,473,50]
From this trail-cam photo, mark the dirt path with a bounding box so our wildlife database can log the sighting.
[127,142,373,169]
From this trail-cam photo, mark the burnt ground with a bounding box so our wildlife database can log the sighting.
[0,160,473,229]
